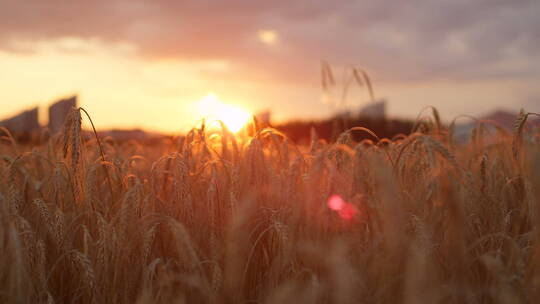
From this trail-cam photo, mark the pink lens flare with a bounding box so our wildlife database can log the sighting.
[328,194,359,220]
[328,194,345,211]
[339,203,357,220]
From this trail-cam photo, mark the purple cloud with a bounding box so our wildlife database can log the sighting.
[1,0,539,84]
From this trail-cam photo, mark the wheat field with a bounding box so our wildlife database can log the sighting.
[0,107,539,304]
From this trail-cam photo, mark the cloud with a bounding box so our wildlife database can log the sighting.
[1,0,539,84]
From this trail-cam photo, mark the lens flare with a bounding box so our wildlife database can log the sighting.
[338,203,357,220]
[327,194,358,220]
[328,194,345,211]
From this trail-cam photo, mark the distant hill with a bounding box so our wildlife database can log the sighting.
[275,115,412,143]
[453,109,540,142]
[97,128,165,142]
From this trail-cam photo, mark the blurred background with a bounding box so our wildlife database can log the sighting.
[1,0,539,139]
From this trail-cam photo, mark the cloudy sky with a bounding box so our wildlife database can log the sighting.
[1,0,539,132]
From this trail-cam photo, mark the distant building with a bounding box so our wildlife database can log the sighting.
[0,107,40,136]
[48,95,77,133]
[358,99,386,119]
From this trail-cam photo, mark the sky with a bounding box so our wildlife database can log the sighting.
[0,0,539,132]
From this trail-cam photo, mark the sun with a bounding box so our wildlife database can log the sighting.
[196,94,252,133]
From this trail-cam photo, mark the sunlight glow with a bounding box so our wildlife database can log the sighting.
[258,30,278,45]
[196,93,252,133]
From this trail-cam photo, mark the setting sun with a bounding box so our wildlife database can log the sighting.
[195,93,252,133]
